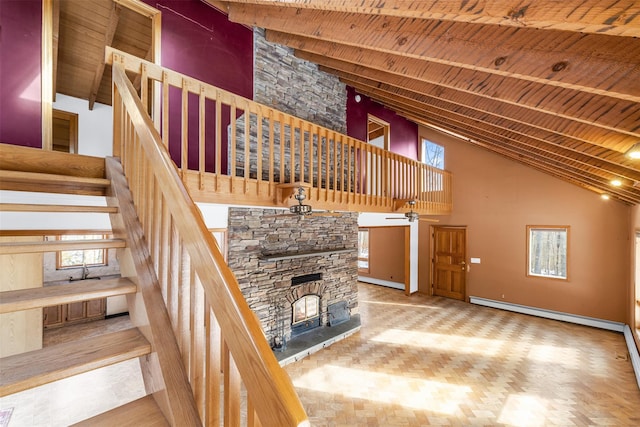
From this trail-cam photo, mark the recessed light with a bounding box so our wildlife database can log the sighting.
[625,142,640,159]
[601,194,610,200]
[611,179,622,187]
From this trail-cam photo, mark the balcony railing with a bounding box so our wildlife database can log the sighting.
[106,47,452,215]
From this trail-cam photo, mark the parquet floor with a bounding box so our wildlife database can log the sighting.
[1,282,638,426]
[284,283,640,426]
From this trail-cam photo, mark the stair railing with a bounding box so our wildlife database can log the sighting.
[110,52,309,426]
[105,47,452,215]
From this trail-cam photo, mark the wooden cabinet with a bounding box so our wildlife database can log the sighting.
[43,298,106,329]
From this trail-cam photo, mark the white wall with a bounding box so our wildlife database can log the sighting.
[53,94,113,157]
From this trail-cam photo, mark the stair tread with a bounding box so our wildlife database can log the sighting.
[0,328,150,397]
[0,170,110,196]
[0,277,137,314]
[0,238,126,254]
[0,203,118,213]
[71,396,169,427]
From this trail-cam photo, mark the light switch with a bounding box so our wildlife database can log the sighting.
[470,257,481,264]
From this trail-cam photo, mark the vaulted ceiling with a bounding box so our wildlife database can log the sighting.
[207,0,640,205]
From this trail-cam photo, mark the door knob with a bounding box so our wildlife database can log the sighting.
[460,261,466,271]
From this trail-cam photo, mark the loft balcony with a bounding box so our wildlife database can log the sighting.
[107,48,452,215]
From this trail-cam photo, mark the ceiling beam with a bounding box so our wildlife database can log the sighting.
[268,30,640,140]
[88,2,121,110]
[338,75,640,185]
[228,4,640,101]
[215,0,640,37]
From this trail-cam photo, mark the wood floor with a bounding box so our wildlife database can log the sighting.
[1,282,638,426]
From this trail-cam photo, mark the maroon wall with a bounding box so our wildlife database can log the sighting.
[0,0,42,147]
[346,86,418,160]
[143,0,253,171]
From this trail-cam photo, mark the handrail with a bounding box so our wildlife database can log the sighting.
[110,53,309,426]
[105,47,452,215]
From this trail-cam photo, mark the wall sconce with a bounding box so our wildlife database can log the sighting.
[625,142,640,159]
[354,94,362,103]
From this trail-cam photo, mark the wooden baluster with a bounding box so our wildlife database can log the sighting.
[191,274,206,417]
[205,301,221,426]
[159,200,170,302]
[181,79,189,180]
[199,86,206,190]
[289,117,295,184]
[162,71,169,149]
[268,110,275,195]
[215,92,222,191]
[223,340,241,427]
[300,121,305,185]
[256,109,263,196]
[230,104,237,195]
[244,104,250,193]
[279,116,285,184]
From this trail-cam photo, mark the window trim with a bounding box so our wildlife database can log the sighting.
[358,228,370,274]
[56,234,109,270]
[526,225,570,281]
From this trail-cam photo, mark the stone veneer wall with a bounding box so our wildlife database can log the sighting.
[253,28,347,133]
[227,207,358,345]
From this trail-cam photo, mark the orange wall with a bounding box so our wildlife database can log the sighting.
[361,226,406,284]
[418,126,631,323]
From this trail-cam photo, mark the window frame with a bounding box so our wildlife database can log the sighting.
[56,234,108,270]
[358,228,370,273]
[420,137,445,170]
[526,225,570,281]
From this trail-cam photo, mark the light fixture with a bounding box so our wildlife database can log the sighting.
[611,179,622,187]
[354,94,361,103]
[625,142,640,159]
[601,194,610,200]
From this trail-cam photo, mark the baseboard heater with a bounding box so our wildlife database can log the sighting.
[469,296,625,332]
[623,325,640,390]
[470,296,640,390]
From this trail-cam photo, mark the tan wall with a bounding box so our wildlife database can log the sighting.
[631,206,640,346]
[418,126,631,323]
[361,226,406,284]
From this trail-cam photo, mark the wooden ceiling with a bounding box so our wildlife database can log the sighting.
[54,0,152,109]
[207,0,640,205]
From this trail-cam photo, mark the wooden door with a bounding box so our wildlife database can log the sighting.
[432,227,466,301]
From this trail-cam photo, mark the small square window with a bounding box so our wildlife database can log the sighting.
[527,226,569,280]
[57,234,107,269]
[421,139,444,170]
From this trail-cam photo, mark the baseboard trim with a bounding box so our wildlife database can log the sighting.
[358,277,404,290]
[623,325,640,390]
[469,296,625,332]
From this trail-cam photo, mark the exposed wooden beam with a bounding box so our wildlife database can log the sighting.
[348,83,640,203]
[228,5,640,101]
[268,30,640,139]
[338,75,640,184]
[218,0,640,37]
[302,51,640,154]
[88,2,121,110]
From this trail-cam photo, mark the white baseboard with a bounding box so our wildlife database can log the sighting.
[358,276,404,290]
[469,296,625,332]
[623,325,640,390]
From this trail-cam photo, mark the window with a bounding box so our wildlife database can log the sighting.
[358,228,369,272]
[57,234,107,269]
[421,138,444,170]
[527,226,569,280]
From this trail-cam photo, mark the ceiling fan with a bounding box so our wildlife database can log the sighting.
[385,200,440,223]
[267,187,341,219]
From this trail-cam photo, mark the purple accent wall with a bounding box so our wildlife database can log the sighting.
[0,0,42,147]
[143,0,253,171]
[346,86,418,160]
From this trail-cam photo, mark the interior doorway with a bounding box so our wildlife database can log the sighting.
[432,226,467,301]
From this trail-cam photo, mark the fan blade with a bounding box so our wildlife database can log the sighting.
[418,217,440,223]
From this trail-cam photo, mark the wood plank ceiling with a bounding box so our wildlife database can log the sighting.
[54,0,152,109]
[207,0,640,205]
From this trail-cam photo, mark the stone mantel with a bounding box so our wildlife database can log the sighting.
[259,248,351,262]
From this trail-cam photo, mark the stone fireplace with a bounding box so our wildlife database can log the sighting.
[227,207,359,350]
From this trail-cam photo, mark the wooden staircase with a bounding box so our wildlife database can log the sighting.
[0,147,194,425]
